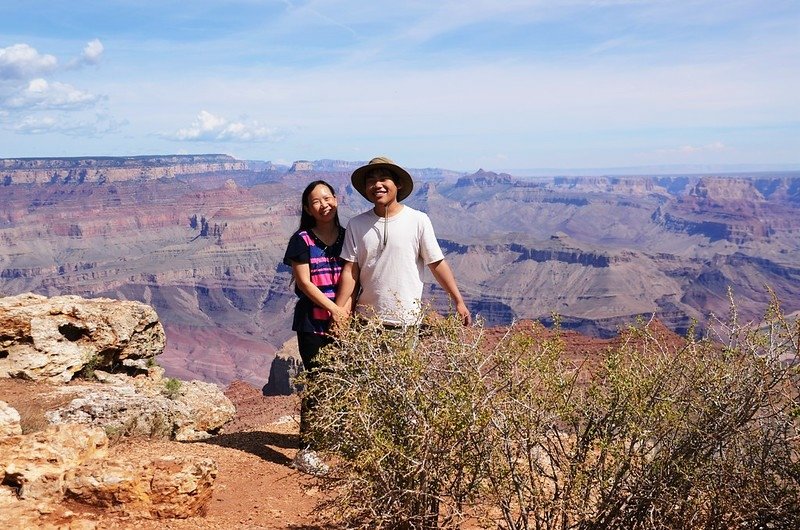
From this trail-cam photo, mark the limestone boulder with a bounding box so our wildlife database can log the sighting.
[0,421,217,524]
[66,455,217,518]
[45,384,177,440]
[0,488,41,530]
[0,293,165,382]
[0,400,22,438]
[0,423,108,500]
[0,487,98,530]
[171,379,237,441]
[45,368,235,441]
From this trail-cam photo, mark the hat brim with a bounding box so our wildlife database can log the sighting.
[351,162,414,202]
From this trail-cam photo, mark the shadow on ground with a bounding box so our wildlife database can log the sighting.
[198,429,298,466]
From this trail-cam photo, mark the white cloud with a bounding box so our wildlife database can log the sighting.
[658,142,729,155]
[13,115,59,134]
[170,110,280,142]
[12,113,125,136]
[5,78,101,110]
[67,39,105,69]
[0,44,58,80]
[82,39,104,64]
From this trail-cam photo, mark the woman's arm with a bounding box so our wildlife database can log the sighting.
[291,261,348,322]
[335,260,359,315]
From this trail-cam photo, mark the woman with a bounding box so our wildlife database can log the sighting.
[282,180,347,475]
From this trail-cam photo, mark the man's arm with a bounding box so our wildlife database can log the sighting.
[428,259,471,326]
[335,260,360,316]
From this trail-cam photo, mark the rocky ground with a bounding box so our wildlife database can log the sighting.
[1,378,329,529]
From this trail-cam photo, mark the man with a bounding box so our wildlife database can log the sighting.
[336,156,471,327]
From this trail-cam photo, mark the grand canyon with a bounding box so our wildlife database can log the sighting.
[1,154,799,387]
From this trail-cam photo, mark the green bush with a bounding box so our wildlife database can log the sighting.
[301,294,800,529]
[77,352,100,380]
[163,377,182,400]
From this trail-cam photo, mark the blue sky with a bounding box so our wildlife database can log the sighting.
[0,0,798,172]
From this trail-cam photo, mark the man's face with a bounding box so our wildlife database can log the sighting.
[365,169,401,206]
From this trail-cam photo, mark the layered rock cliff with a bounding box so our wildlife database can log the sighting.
[0,154,245,184]
[1,156,799,386]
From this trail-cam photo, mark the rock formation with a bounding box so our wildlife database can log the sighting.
[0,293,230,524]
[65,454,217,518]
[45,367,236,441]
[0,293,234,440]
[0,154,245,184]
[0,400,22,437]
[262,336,302,396]
[1,423,108,500]
[0,293,165,382]
[0,420,217,524]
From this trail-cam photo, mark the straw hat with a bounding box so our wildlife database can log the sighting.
[350,156,414,202]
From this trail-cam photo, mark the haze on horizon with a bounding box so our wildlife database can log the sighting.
[0,1,798,173]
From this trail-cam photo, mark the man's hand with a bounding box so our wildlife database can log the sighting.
[428,259,471,327]
[456,301,471,326]
[329,305,351,335]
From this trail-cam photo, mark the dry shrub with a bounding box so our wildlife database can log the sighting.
[302,292,800,529]
[15,401,52,434]
[300,315,493,529]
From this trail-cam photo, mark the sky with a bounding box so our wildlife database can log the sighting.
[0,0,798,173]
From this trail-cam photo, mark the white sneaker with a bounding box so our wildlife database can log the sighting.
[293,448,329,476]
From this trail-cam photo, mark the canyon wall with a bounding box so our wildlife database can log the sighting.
[1,155,799,385]
[1,154,245,184]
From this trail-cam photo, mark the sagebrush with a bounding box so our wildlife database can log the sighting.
[300,294,800,529]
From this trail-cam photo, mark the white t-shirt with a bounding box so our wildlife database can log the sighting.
[341,205,444,325]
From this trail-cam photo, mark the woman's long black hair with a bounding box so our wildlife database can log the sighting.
[299,180,341,230]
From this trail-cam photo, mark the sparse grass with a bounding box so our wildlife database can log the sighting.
[0,379,76,434]
[103,415,141,446]
[163,377,182,400]
[103,423,124,444]
[76,353,100,380]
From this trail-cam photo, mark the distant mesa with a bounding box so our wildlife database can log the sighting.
[456,169,514,187]
[289,160,313,172]
[287,159,363,173]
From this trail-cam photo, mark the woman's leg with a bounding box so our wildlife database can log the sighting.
[296,332,332,447]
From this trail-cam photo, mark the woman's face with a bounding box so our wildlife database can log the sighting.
[304,184,338,223]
